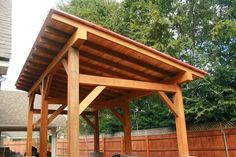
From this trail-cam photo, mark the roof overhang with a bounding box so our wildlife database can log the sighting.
[16,9,207,101]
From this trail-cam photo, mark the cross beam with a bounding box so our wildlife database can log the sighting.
[79,74,177,92]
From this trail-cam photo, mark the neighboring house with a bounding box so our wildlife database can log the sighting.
[0,90,66,139]
[0,0,12,87]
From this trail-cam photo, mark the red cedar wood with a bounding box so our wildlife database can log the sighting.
[122,103,132,155]
[67,47,80,157]
[94,110,100,153]
[39,99,48,157]
[18,9,209,157]
[174,85,189,157]
[26,94,35,156]
[50,9,207,76]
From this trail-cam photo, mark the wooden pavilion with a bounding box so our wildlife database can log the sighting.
[16,9,207,157]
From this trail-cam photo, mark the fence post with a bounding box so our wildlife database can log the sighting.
[145,135,149,157]
[103,137,105,156]
[62,141,64,157]
[121,137,124,154]
[221,126,230,157]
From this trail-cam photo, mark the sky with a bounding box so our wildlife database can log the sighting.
[2,0,62,90]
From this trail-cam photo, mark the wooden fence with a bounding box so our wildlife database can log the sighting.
[4,128,236,157]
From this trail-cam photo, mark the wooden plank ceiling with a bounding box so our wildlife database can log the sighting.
[15,9,207,102]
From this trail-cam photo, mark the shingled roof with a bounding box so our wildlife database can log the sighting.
[0,90,66,131]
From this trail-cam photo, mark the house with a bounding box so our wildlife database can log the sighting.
[0,90,67,156]
[0,0,12,86]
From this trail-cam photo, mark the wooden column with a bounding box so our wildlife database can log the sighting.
[26,94,35,157]
[40,100,49,157]
[94,110,100,153]
[67,47,80,157]
[122,103,132,155]
[174,85,189,157]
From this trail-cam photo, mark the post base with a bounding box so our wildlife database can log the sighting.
[90,152,104,157]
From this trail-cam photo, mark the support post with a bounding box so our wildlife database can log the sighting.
[26,94,35,156]
[174,85,189,157]
[40,100,49,157]
[122,103,132,155]
[51,128,57,157]
[67,47,80,157]
[94,110,99,153]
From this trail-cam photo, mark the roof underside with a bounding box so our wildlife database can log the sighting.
[16,9,207,101]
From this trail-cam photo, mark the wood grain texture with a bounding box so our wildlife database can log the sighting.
[174,85,189,157]
[39,100,48,157]
[79,74,177,92]
[122,103,132,155]
[157,91,179,117]
[67,47,80,157]
[79,86,105,115]
[26,94,35,156]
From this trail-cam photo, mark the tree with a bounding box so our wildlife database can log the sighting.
[58,0,236,134]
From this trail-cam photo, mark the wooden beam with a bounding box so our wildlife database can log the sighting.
[94,110,99,153]
[162,71,193,84]
[79,50,159,81]
[28,27,86,96]
[26,94,35,156]
[44,74,53,99]
[29,92,36,110]
[157,91,179,117]
[39,100,48,157]
[79,86,106,115]
[48,105,67,125]
[83,42,174,76]
[61,59,68,75]
[79,74,177,92]
[33,105,67,129]
[91,91,154,110]
[32,118,41,130]
[47,98,67,104]
[174,85,189,157]
[45,26,71,39]
[109,107,124,125]
[67,47,80,157]
[51,13,88,41]
[33,109,67,115]
[122,103,132,155]
[81,114,95,129]
[72,17,206,78]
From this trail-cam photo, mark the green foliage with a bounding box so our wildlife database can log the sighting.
[130,94,175,130]
[58,0,236,134]
[99,109,123,134]
[58,0,119,29]
[184,66,236,123]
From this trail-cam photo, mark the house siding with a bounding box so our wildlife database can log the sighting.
[0,0,12,75]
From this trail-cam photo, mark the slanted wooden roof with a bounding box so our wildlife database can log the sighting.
[16,9,207,101]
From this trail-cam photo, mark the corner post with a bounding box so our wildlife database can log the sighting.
[94,110,100,153]
[40,99,49,157]
[174,85,189,157]
[67,47,80,157]
[122,102,132,155]
[26,93,35,156]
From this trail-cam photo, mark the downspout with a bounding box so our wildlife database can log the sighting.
[220,123,229,157]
